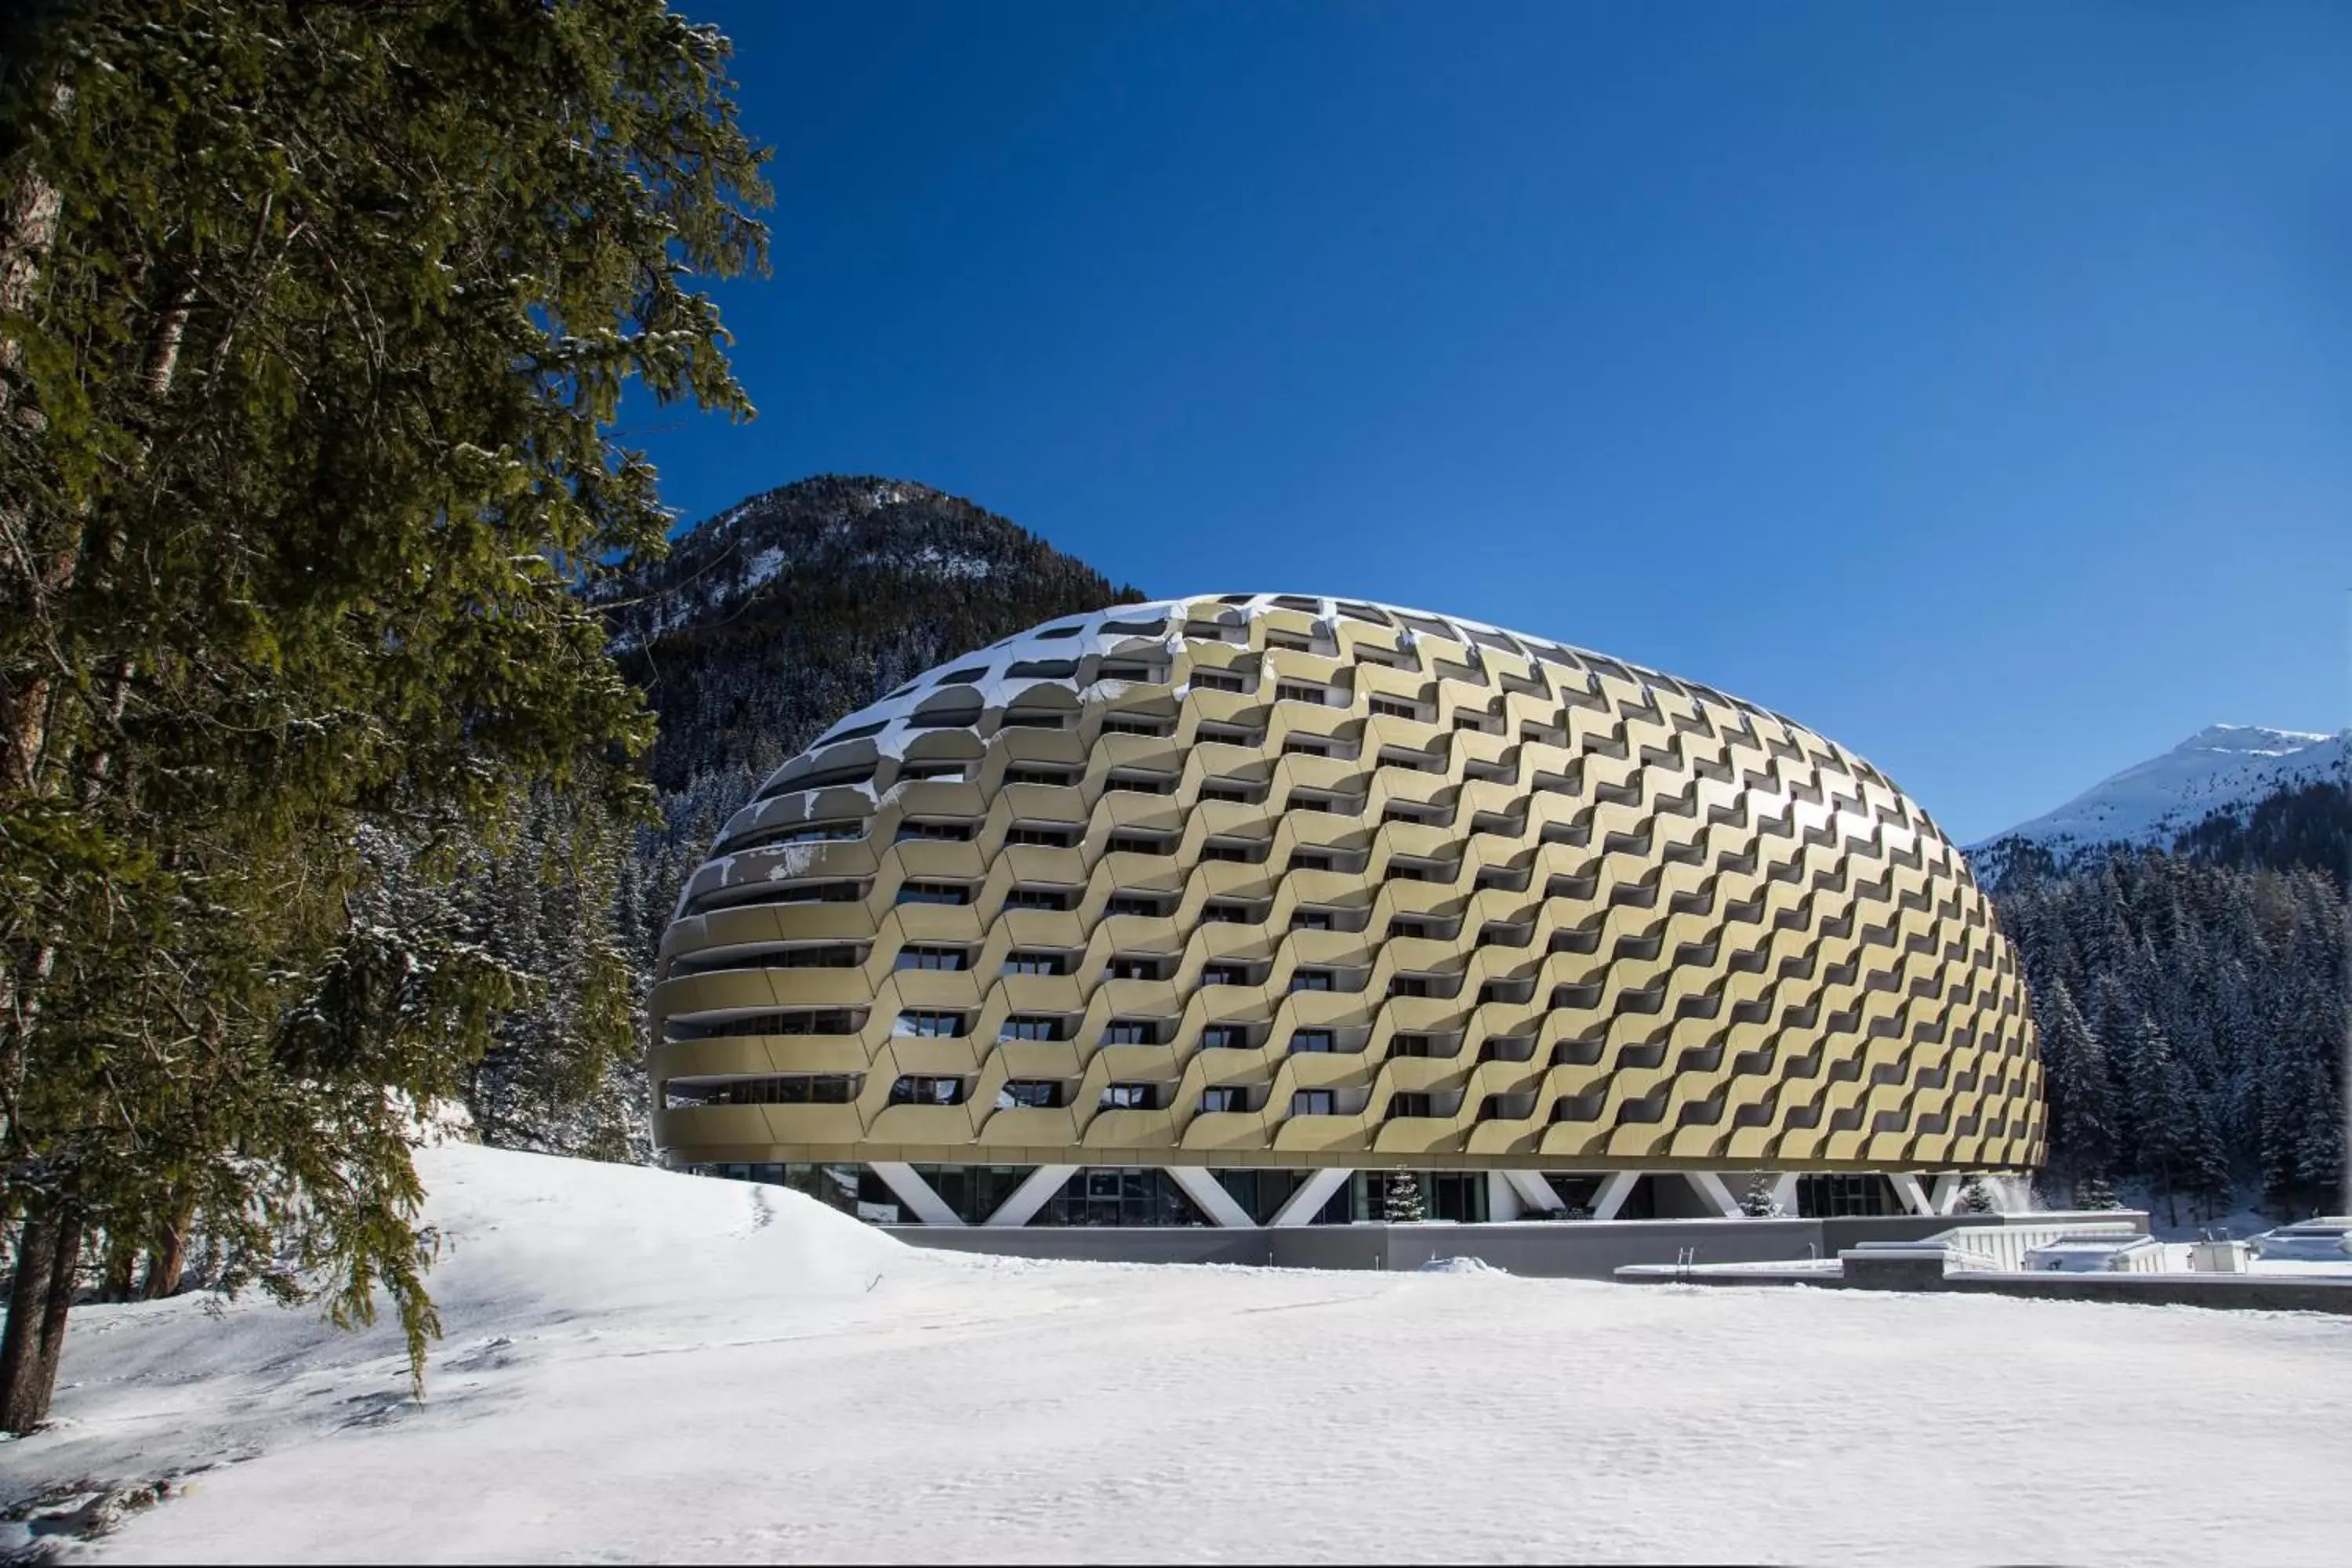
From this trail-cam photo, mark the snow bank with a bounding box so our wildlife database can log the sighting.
[12,1147,2352,1566]
[1417,1254,1508,1275]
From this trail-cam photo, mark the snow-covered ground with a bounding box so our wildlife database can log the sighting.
[10,1146,2351,1566]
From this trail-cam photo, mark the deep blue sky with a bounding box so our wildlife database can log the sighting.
[626,1,2352,844]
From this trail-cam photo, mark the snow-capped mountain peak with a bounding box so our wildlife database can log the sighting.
[1967,723,2349,879]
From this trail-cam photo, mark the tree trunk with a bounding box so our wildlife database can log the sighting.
[0,1210,58,1427]
[0,1205,76,1432]
[27,1214,80,1424]
[140,1203,188,1300]
[99,1229,136,1302]
[0,78,73,794]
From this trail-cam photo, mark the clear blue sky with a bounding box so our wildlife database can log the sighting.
[626,0,2352,844]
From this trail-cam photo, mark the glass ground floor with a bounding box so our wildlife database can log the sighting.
[681,1161,1924,1225]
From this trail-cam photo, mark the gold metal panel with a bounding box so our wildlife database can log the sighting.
[652,596,2044,1178]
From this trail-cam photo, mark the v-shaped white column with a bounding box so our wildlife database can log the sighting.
[868,1162,963,1226]
[1683,1171,1743,1218]
[1590,1171,1642,1221]
[1889,1172,1937,1217]
[985,1163,1078,1228]
[1166,1166,1256,1229]
[1269,1167,1352,1227]
[1505,1171,1566,1212]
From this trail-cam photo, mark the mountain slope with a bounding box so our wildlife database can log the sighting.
[597,474,1141,969]
[1969,724,2349,884]
[601,475,1141,793]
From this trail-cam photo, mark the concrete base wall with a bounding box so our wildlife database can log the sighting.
[882,1210,2147,1280]
[878,1227,1270,1267]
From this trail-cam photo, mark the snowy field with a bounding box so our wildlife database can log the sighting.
[9,1147,2350,1566]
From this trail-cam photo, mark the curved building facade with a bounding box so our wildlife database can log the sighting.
[652,594,2044,1228]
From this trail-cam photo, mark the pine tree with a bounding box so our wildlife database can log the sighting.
[1991,807,2347,1227]
[0,0,767,1432]
[2129,1011,2195,1226]
[1383,1170,1426,1224]
[2037,978,2115,1206]
[1740,1173,1786,1218]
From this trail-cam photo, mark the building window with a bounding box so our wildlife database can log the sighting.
[1192,670,1246,694]
[895,946,969,971]
[782,764,877,793]
[1389,975,1436,999]
[1290,851,1334,873]
[896,819,975,842]
[888,1075,967,1105]
[1291,908,1336,931]
[1389,917,1434,938]
[1200,782,1256,804]
[1003,950,1070,976]
[1005,824,1082,848]
[1369,698,1417,720]
[734,944,861,970]
[1105,956,1161,982]
[1290,1089,1337,1116]
[744,823,864,850]
[1200,963,1247,986]
[1033,1167,1205,1227]
[1201,900,1256,924]
[1107,895,1171,918]
[1099,1083,1156,1109]
[1102,1020,1156,1046]
[670,1007,861,1040]
[1290,969,1334,993]
[1798,1174,1891,1218]
[1275,682,1327,706]
[1108,833,1172,856]
[1283,739,1331,758]
[1199,1087,1247,1114]
[735,879,866,907]
[1200,1025,1248,1050]
[895,1011,967,1037]
[1388,1093,1434,1119]
[1104,771,1174,795]
[1004,885,1078,911]
[896,881,971,906]
[666,1073,863,1109]
[1290,1029,1336,1054]
[897,761,967,780]
[999,1015,1065,1041]
[1007,766,1080,786]
[996,1080,1063,1109]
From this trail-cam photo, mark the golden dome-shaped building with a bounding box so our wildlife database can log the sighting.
[651,594,2043,1229]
